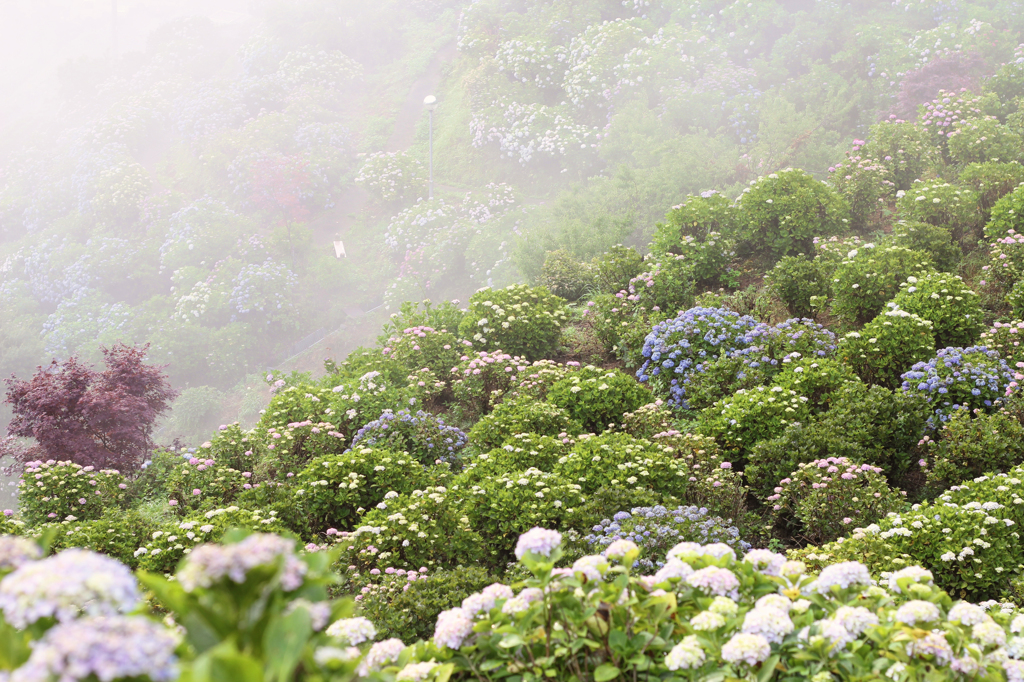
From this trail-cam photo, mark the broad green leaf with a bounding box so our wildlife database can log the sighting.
[594,663,620,681]
[263,608,312,682]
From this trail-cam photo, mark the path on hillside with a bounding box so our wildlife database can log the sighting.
[308,40,457,249]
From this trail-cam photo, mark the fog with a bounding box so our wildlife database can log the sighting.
[0,0,1021,512]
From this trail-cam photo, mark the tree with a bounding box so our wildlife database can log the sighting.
[4,343,177,474]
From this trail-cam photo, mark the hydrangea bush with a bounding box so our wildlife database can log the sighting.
[901,346,1016,422]
[891,273,984,348]
[458,284,569,361]
[837,307,936,389]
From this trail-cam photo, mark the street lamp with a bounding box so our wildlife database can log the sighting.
[423,95,437,200]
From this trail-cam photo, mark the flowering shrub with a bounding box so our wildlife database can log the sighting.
[467,396,579,450]
[985,182,1024,240]
[864,118,938,191]
[547,365,650,433]
[354,151,426,204]
[896,180,982,244]
[17,461,126,526]
[338,487,486,571]
[736,169,850,259]
[837,307,936,389]
[948,116,1023,166]
[901,346,1016,422]
[980,320,1024,366]
[538,250,592,302]
[458,284,569,361]
[985,229,1024,289]
[401,529,1024,681]
[637,307,761,408]
[350,409,467,466]
[585,505,748,572]
[884,220,961,272]
[826,146,891,230]
[460,468,585,564]
[892,273,984,348]
[553,432,689,498]
[297,447,435,535]
[919,408,1024,494]
[771,356,860,412]
[830,244,934,324]
[590,245,645,295]
[959,162,1024,217]
[165,456,246,515]
[698,384,812,457]
[49,509,160,569]
[764,256,829,319]
[134,506,288,575]
[766,457,906,545]
[380,326,467,384]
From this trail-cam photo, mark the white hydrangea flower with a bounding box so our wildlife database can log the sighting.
[815,562,871,592]
[709,596,739,617]
[948,602,991,626]
[690,610,727,631]
[357,638,406,675]
[742,607,793,644]
[653,558,693,583]
[743,549,786,576]
[514,528,562,559]
[685,566,739,599]
[572,555,610,582]
[326,617,376,646]
[721,633,771,666]
[755,594,791,613]
[501,588,542,615]
[433,607,474,649]
[603,539,639,561]
[396,661,438,681]
[974,621,1008,648]
[894,600,941,626]
[665,635,705,670]
[885,566,933,593]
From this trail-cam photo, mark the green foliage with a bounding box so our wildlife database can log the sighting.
[354,150,426,204]
[467,396,580,450]
[979,320,1024,367]
[864,119,937,191]
[919,408,1024,495]
[736,168,850,260]
[589,245,645,295]
[538,250,592,302]
[458,284,569,360]
[764,256,829,319]
[49,509,160,569]
[883,221,961,273]
[564,487,675,533]
[771,356,860,413]
[830,244,933,325]
[297,447,435,535]
[837,308,936,389]
[958,162,1024,216]
[17,461,126,526]
[377,299,466,345]
[547,365,650,434]
[356,565,498,643]
[948,116,1024,166]
[165,457,247,516]
[891,273,985,348]
[651,192,739,255]
[984,181,1024,240]
[698,385,812,458]
[766,457,906,546]
[896,180,982,245]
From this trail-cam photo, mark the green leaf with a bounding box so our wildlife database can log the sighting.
[435,663,455,682]
[757,655,780,682]
[263,607,312,682]
[190,643,264,682]
[594,663,620,681]
[499,634,526,648]
[137,571,190,616]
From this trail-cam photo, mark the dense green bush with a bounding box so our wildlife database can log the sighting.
[735,168,850,259]
[837,308,936,389]
[764,256,829,318]
[49,509,161,569]
[17,461,126,526]
[165,457,247,516]
[919,408,1024,495]
[985,181,1024,240]
[830,244,933,324]
[547,365,650,433]
[458,284,569,360]
[538,250,592,302]
[467,396,580,450]
[883,221,961,272]
[891,273,984,349]
[896,180,982,244]
[552,433,687,497]
[766,457,906,546]
[589,245,645,295]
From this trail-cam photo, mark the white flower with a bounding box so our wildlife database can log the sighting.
[653,557,693,583]
[501,588,542,615]
[709,596,740,617]
[433,607,474,649]
[603,539,639,561]
[572,555,610,582]
[690,610,727,631]
[396,661,437,681]
[326,617,376,645]
[755,594,791,612]
[833,606,878,636]
[743,549,786,576]
[666,542,703,560]
[886,566,933,593]
[665,635,705,670]
[742,606,793,644]
[358,639,406,675]
[894,600,940,626]
[721,633,771,666]
[686,566,740,599]
[815,561,871,592]
[314,646,360,666]
[973,621,1007,648]
[948,602,990,626]
[462,583,514,616]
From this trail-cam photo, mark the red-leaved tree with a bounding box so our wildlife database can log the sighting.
[4,343,177,474]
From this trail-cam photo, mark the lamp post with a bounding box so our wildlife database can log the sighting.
[423,95,437,200]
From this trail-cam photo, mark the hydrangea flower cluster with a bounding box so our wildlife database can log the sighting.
[0,549,139,628]
[901,346,1016,421]
[0,536,41,572]
[176,533,307,592]
[637,307,761,407]
[584,506,748,572]
[349,409,468,465]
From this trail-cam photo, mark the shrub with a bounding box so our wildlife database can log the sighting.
[697,385,812,459]
[766,457,906,545]
[891,273,984,348]
[918,408,1024,494]
[251,419,351,481]
[628,257,697,317]
[583,293,639,356]
[651,192,740,255]
[459,468,585,565]
[297,447,435,535]
[350,409,468,466]
[134,506,289,575]
[735,168,850,259]
[584,505,749,572]
[958,162,1024,216]
[672,233,736,289]
[948,116,1023,165]
[830,244,933,324]
[589,245,645,295]
[836,308,936,389]
[865,118,937,190]
[771,356,860,413]
[553,433,690,497]
[459,434,571,482]
[380,326,467,383]
[17,460,126,526]
[165,457,246,516]
[764,256,829,318]
[618,401,675,439]
[985,181,1024,241]
[883,221,961,272]
[636,307,761,408]
[50,509,160,569]
[538,250,592,302]
[563,487,674,533]
[458,284,569,361]
[378,299,466,345]
[979,320,1024,367]
[353,150,425,204]
[547,365,650,433]
[355,565,498,643]
[338,487,486,571]
[469,400,576,452]
[985,228,1024,289]
[826,150,890,231]
[450,350,528,419]
[901,346,1016,422]
[896,180,982,245]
